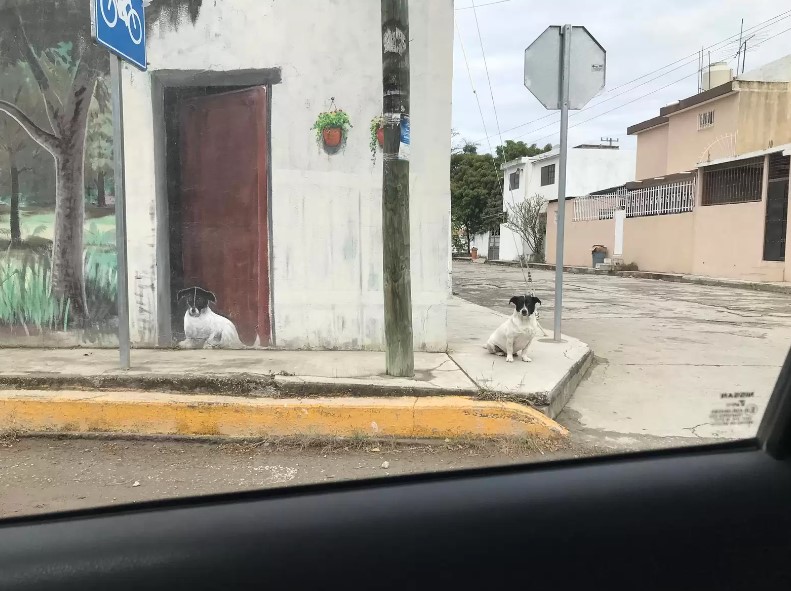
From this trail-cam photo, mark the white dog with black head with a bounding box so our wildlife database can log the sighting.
[177,286,246,349]
[485,295,544,363]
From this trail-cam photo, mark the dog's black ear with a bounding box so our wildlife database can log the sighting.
[195,287,217,303]
[176,288,192,302]
[509,296,520,306]
[532,296,542,305]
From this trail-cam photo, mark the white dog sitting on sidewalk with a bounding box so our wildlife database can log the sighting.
[485,295,545,363]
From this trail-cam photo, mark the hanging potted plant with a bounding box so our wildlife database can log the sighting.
[370,115,385,156]
[312,107,352,148]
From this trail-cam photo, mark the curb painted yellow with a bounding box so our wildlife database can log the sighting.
[0,390,568,440]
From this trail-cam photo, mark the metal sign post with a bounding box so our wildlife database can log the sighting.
[109,56,131,369]
[554,25,572,342]
[91,0,148,369]
[524,25,605,342]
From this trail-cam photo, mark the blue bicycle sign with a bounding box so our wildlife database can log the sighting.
[91,0,147,70]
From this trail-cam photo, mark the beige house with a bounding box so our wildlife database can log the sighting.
[547,56,791,282]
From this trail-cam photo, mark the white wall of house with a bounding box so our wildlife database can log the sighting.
[498,146,636,261]
[469,231,490,258]
[121,0,453,351]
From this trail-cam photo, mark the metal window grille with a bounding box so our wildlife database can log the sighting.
[702,157,763,206]
[698,110,715,130]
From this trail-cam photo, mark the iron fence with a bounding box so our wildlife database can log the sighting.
[573,179,697,221]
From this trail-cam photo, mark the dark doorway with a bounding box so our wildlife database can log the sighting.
[165,86,270,346]
[764,154,790,262]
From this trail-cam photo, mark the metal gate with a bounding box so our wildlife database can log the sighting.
[488,229,500,261]
[764,153,790,262]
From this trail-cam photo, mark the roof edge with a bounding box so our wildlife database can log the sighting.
[627,80,736,135]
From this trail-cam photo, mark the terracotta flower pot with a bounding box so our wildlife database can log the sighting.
[376,126,384,147]
[471,247,478,260]
[322,127,343,147]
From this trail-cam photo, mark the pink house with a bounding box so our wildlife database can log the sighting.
[547,56,791,281]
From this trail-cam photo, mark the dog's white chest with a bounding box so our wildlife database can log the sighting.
[512,329,532,351]
[183,311,214,340]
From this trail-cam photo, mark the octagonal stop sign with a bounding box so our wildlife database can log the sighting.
[524,26,605,110]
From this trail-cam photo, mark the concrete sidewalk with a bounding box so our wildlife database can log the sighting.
[0,348,476,397]
[447,298,592,417]
[0,298,591,414]
[0,298,591,439]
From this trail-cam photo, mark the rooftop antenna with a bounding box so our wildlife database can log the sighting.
[736,18,744,72]
[600,137,618,147]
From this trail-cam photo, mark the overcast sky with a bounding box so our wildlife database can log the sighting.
[452,0,791,154]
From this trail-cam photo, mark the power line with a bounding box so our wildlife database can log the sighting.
[474,11,790,143]
[456,0,519,11]
[522,71,705,145]
[454,19,494,154]
[520,24,791,147]
[594,10,790,97]
[456,4,534,291]
[515,53,735,145]
[470,9,791,145]
[470,0,504,146]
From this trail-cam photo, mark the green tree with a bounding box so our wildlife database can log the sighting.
[461,142,478,154]
[495,140,552,165]
[0,0,204,321]
[451,129,480,155]
[449,139,553,252]
[450,152,501,252]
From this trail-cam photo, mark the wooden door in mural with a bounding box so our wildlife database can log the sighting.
[179,87,270,346]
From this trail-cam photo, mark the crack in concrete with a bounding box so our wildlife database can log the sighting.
[682,423,712,438]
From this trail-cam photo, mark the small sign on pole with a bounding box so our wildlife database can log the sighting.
[91,0,147,71]
[523,25,605,342]
[91,0,147,369]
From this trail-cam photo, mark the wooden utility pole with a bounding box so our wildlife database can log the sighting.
[380,0,414,377]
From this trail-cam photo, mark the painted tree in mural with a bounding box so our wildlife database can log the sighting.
[85,79,113,208]
[0,0,203,324]
[0,4,104,320]
[0,61,41,247]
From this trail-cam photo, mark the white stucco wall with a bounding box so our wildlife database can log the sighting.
[566,148,636,197]
[469,232,489,258]
[498,147,636,261]
[122,0,453,351]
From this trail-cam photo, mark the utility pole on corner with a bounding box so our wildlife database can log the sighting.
[380,0,414,377]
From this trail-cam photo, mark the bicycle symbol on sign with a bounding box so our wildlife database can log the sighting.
[100,0,143,45]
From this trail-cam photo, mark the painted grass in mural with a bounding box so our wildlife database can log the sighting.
[0,206,117,338]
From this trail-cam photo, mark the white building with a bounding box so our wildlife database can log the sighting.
[477,144,635,261]
[119,0,454,351]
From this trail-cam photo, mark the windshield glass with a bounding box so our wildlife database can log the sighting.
[1,0,790,517]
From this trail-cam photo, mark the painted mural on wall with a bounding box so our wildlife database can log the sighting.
[167,84,269,349]
[0,0,202,346]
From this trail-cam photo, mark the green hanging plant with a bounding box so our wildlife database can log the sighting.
[311,109,352,145]
[369,115,384,156]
